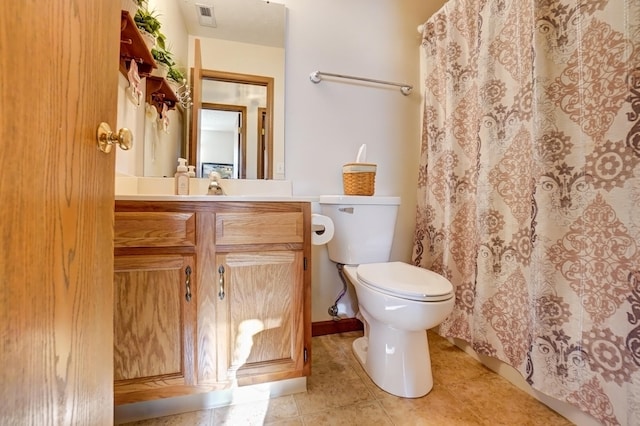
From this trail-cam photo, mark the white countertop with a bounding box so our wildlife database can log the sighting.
[114,176,321,202]
[115,194,316,202]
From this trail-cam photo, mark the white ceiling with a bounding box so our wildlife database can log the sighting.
[177,0,286,48]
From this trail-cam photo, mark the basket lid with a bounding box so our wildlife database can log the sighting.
[319,195,400,205]
[343,163,377,173]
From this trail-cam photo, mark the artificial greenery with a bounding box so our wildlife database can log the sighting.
[155,32,167,50]
[134,8,162,39]
[167,67,185,84]
[136,6,182,79]
[151,48,175,68]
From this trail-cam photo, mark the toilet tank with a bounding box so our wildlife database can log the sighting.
[319,195,400,265]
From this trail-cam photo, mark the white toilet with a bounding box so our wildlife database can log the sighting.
[319,195,455,398]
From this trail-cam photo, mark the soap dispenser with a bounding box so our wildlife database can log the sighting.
[187,165,196,178]
[175,158,189,195]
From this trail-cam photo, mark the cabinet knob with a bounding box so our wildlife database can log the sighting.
[96,122,133,153]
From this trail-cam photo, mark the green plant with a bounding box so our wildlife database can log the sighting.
[167,67,185,84]
[155,32,167,50]
[134,7,167,50]
[151,48,175,68]
[134,8,161,37]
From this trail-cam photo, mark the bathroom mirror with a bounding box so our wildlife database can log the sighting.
[143,0,286,179]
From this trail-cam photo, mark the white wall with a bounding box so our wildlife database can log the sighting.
[282,0,441,322]
[116,77,185,177]
[143,104,184,177]
[116,73,146,176]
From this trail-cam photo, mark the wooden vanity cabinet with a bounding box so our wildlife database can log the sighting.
[113,210,198,405]
[113,201,311,404]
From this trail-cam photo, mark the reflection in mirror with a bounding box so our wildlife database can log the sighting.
[191,69,274,179]
[197,75,270,179]
[140,0,286,179]
[200,108,244,179]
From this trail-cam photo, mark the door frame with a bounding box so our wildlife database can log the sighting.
[201,103,247,178]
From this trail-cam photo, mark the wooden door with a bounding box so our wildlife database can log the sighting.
[257,107,267,179]
[200,103,247,179]
[0,1,119,424]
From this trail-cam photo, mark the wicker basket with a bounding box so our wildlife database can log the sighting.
[342,163,376,196]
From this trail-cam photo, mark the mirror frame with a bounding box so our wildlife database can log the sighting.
[189,67,274,179]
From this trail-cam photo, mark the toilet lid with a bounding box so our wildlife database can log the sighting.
[356,262,454,302]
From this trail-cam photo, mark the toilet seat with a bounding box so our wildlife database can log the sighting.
[356,261,454,302]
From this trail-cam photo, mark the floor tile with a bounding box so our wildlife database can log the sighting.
[448,373,574,425]
[210,395,301,425]
[293,371,375,415]
[120,409,213,425]
[311,339,362,381]
[129,330,574,425]
[301,400,393,425]
[378,386,487,425]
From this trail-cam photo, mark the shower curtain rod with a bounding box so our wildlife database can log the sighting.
[309,71,413,95]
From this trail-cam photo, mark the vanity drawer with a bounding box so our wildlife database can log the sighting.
[215,212,304,245]
[114,212,196,248]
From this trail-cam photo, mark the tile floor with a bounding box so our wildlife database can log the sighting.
[123,330,574,425]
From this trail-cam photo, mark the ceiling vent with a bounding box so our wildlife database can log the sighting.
[195,3,217,27]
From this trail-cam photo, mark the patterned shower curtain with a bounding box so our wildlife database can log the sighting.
[413,0,640,424]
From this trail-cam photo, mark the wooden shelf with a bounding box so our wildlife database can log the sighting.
[146,76,178,117]
[119,10,156,78]
[119,10,176,116]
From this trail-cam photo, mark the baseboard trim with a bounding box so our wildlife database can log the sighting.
[312,318,363,336]
[114,377,307,424]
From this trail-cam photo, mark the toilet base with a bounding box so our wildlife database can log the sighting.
[352,335,368,364]
[352,329,433,398]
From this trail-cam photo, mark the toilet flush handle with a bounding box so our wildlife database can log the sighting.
[338,207,354,214]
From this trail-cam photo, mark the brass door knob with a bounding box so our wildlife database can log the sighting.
[96,122,133,153]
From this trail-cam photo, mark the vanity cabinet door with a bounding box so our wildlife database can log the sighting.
[215,250,306,385]
[113,253,196,404]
